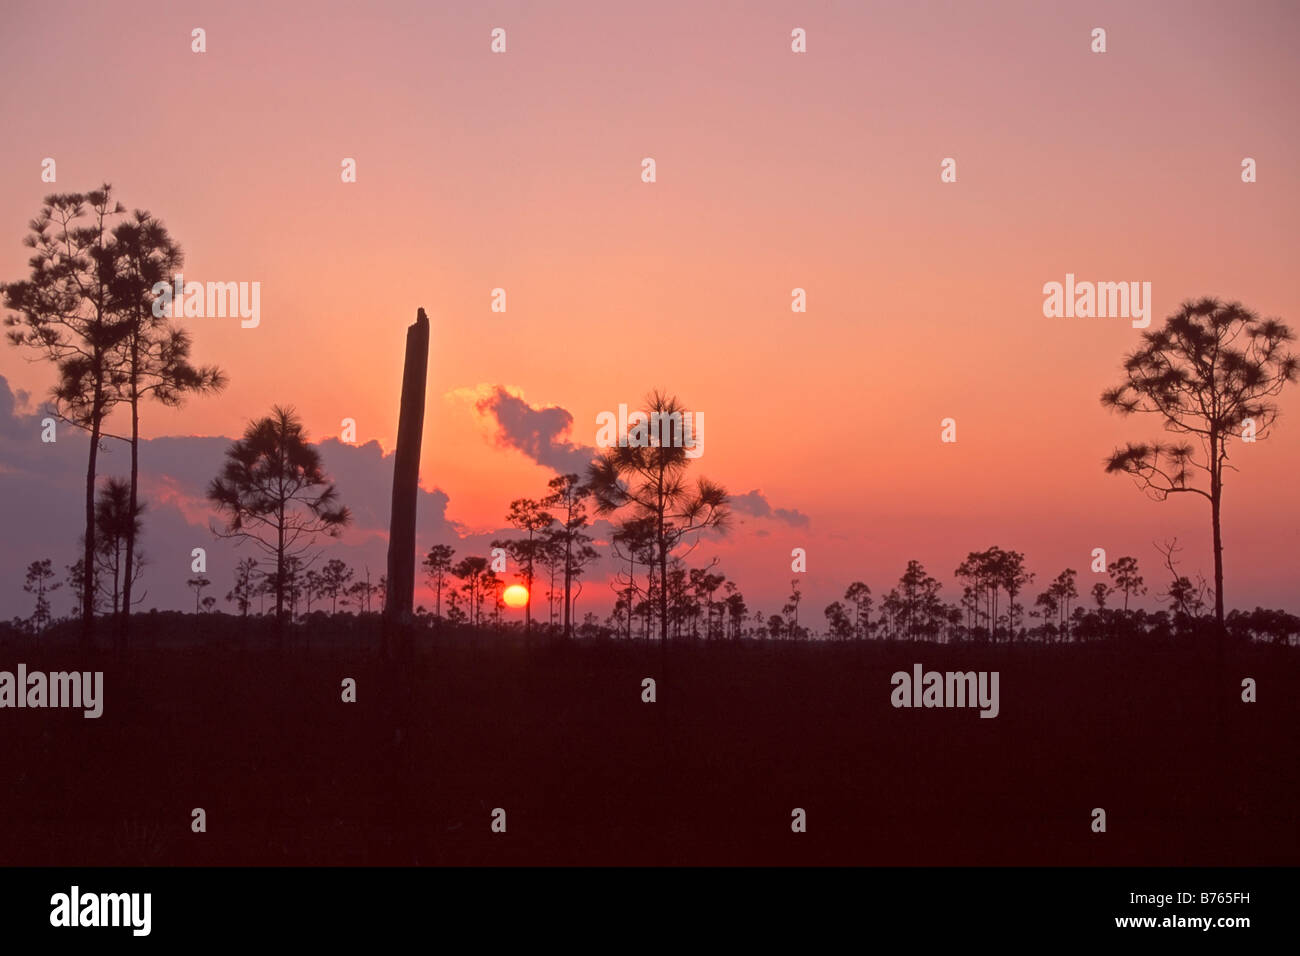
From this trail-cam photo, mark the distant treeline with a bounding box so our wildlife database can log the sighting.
[12,546,1298,647]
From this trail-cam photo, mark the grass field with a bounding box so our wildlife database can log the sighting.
[2,617,1295,866]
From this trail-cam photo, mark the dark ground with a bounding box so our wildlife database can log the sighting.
[2,618,1296,866]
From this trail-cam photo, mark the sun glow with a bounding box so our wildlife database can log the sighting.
[502,584,529,609]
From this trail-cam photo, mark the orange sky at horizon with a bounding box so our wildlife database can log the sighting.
[2,0,1298,613]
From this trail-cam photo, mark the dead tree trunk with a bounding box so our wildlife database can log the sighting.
[383,308,430,659]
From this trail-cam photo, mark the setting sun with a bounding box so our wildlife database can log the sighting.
[502,584,529,609]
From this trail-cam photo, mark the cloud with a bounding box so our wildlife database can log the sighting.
[0,374,802,623]
[0,374,462,620]
[729,488,810,528]
[0,377,42,439]
[473,385,596,476]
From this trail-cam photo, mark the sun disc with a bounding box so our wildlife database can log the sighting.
[502,584,529,609]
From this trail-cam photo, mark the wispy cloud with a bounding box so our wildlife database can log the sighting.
[730,488,811,528]
[470,385,597,476]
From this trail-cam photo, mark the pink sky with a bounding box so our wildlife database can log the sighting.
[1,0,1298,616]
